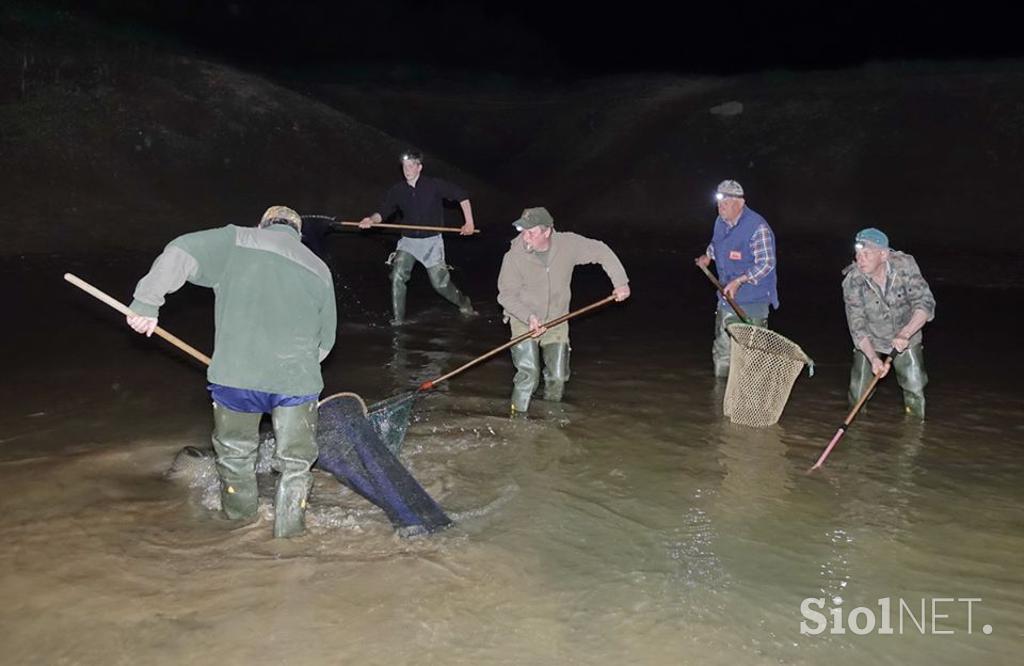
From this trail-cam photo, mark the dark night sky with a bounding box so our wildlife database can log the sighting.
[38,0,1022,77]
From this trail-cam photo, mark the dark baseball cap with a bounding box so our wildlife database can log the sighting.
[512,207,554,231]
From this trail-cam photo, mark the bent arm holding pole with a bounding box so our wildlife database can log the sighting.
[696,262,751,324]
[64,273,212,366]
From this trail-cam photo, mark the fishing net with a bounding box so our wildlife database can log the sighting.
[168,390,446,534]
[316,392,451,533]
[366,391,419,455]
[723,323,813,428]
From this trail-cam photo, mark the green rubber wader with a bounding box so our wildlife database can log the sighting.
[712,303,769,378]
[389,250,416,325]
[848,344,927,419]
[425,263,475,314]
[510,338,541,413]
[541,342,571,402]
[211,403,263,520]
[270,401,319,538]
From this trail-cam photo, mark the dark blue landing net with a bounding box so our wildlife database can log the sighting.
[316,393,451,533]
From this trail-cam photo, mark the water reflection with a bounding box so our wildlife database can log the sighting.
[386,321,458,396]
[716,422,791,518]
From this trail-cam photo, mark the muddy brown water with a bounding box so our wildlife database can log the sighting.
[1,245,1021,665]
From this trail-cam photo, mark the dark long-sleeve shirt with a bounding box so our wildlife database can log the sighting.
[376,176,469,238]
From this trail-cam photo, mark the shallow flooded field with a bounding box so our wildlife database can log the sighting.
[1,250,1021,665]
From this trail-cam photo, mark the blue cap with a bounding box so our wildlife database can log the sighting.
[854,227,889,249]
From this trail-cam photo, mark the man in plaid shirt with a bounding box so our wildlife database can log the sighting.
[695,180,779,377]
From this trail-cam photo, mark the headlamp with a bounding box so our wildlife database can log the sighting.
[854,241,883,252]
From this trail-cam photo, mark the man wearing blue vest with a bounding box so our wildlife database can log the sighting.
[695,180,779,377]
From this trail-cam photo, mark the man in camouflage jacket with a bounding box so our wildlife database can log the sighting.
[842,228,935,418]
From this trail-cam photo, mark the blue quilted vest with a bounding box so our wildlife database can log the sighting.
[712,206,779,308]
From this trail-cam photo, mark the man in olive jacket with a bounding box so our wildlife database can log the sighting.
[126,205,337,537]
[842,227,935,419]
[497,207,630,415]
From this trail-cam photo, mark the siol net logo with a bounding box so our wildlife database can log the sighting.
[799,597,992,636]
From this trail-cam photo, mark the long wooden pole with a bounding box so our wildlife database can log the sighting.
[64,273,213,366]
[417,295,617,391]
[808,356,893,471]
[696,262,751,324]
[335,221,480,234]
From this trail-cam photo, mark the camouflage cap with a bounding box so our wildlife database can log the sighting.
[513,207,554,231]
[715,179,744,199]
[259,205,302,231]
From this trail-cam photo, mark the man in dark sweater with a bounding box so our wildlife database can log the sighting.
[358,149,477,325]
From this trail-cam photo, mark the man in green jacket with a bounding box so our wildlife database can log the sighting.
[126,206,337,537]
[842,227,935,419]
[497,207,630,415]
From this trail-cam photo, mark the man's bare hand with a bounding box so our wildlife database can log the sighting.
[723,276,746,300]
[358,216,376,230]
[460,221,475,236]
[613,285,631,302]
[695,254,711,268]
[528,315,547,338]
[126,314,158,337]
[870,356,891,378]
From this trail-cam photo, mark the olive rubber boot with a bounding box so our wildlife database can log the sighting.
[510,338,541,414]
[211,403,263,520]
[541,342,571,402]
[426,263,476,316]
[894,343,927,420]
[847,350,878,409]
[390,250,416,326]
[270,401,319,538]
[712,304,768,377]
